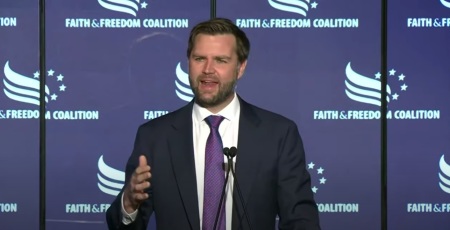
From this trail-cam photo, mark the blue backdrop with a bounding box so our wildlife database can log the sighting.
[0,0,449,229]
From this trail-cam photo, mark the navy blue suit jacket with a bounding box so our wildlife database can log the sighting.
[106,97,321,230]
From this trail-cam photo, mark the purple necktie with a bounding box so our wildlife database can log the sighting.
[203,115,226,230]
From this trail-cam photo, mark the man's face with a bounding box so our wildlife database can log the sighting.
[188,34,247,111]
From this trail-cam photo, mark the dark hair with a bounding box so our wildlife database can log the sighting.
[187,18,250,64]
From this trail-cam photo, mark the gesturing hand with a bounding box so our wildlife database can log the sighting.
[123,155,151,213]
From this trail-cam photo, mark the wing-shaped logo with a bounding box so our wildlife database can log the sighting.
[441,0,450,8]
[268,0,311,17]
[439,154,450,194]
[345,62,392,107]
[97,155,125,196]
[3,61,67,106]
[97,0,144,17]
[3,61,50,106]
[175,62,193,102]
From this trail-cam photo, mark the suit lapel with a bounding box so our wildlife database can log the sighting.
[167,103,200,230]
[232,98,263,229]
[166,98,263,230]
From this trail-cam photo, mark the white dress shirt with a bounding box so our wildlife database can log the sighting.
[193,94,240,230]
[122,94,240,230]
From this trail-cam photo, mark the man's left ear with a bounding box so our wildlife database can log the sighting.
[237,60,247,79]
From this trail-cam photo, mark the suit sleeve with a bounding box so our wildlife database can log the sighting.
[277,122,321,230]
[106,125,154,230]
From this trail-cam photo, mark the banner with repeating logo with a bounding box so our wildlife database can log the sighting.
[387,0,450,229]
[0,0,40,229]
[217,0,383,229]
[1,0,449,230]
[1,0,208,229]
[45,1,209,229]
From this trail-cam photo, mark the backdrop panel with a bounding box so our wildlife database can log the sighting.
[387,0,450,229]
[3,1,450,229]
[217,0,382,229]
[44,1,208,229]
[0,0,40,229]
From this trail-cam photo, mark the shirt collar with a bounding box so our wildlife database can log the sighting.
[193,93,240,123]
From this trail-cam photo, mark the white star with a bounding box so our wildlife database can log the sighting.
[311,186,318,193]
[59,84,66,91]
[392,93,399,100]
[51,93,58,100]
[389,69,396,76]
[317,167,324,174]
[48,69,55,76]
[308,162,315,169]
[320,177,327,184]
[311,2,318,8]
[398,74,406,81]
[141,2,148,8]
[57,74,64,81]
[375,72,381,79]
[34,71,40,78]
[401,83,408,91]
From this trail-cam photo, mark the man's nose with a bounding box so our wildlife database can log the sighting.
[202,60,215,74]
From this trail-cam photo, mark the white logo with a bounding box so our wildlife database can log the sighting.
[2,61,65,106]
[97,155,125,196]
[98,0,148,17]
[407,1,450,27]
[313,61,440,120]
[438,154,450,194]
[236,0,358,29]
[345,62,408,107]
[1,61,99,120]
[307,161,361,213]
[441,0,450,8]
[307,161,327,193]
[144,62,189,120]
[175,62,193,102]
[268,0,317,17]
[66,1,189,29]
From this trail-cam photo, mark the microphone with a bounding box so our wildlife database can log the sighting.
[213,147,232,230]
[229,147,237,157]
[227,147,253,230]
[222,147,234,172]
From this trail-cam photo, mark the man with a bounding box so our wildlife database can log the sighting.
[106,18,321,230]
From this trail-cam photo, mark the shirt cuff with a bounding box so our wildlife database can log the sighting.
[121,192,138,225]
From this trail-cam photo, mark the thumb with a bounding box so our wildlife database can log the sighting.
[139,155,147,167]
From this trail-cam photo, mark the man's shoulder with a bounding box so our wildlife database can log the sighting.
[242,100,297,127]
[243,99,292,120]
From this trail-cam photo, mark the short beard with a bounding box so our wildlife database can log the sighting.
[191,77,237,108]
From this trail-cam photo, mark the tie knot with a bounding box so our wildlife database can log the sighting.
[205,115,224,129]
